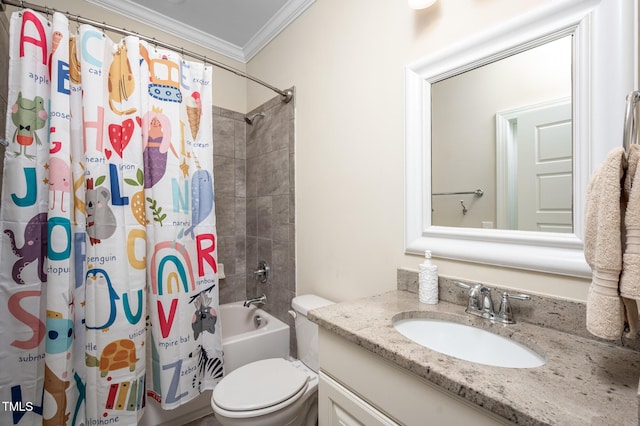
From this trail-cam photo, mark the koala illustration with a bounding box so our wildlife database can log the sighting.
[86,178,117,245]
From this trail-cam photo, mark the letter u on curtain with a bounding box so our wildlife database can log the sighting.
[0,9,223,426]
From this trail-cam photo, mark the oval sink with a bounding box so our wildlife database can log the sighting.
[393,318,545,368]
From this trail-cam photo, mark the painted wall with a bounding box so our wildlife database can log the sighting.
[246,0,593,302]
[4,0,248,113]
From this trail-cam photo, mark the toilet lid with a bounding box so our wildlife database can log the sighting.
[213,358,309,412]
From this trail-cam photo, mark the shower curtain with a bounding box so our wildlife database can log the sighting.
[0,9,223,426]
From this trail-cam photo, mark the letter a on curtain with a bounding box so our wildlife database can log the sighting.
[0,9,223,426]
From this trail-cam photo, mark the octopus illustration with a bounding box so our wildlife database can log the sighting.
[4,212,48,284]
[141,108,178,188]
[11,92,47,159]
[184,169,214,239]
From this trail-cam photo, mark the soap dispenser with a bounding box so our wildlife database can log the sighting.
[418,250,438,304]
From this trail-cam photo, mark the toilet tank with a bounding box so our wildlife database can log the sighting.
[291,294,333,372]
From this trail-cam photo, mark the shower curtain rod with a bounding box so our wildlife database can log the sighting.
[0,0,293,103]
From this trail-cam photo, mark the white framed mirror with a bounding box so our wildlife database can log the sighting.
[405,0,637,278]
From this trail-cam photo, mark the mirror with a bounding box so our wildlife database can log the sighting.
[431,36,572,232]
[405,0,637,277]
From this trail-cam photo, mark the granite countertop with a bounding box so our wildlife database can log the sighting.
[308,290,640,426]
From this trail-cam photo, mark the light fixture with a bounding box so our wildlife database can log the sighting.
[408,0,437,9]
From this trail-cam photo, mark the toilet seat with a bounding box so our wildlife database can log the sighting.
[212,358,309,414]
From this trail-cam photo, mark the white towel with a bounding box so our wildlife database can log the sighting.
[621,145,640,298]
[584,147,627,340]
[620,145,640,336]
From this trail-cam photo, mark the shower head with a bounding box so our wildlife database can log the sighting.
[245,112,265,125]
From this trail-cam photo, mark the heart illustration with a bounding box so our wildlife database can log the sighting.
[104,149,112,159]
[50,141,62,154]
[108,118,135,158]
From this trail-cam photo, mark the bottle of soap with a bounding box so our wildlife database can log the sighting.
[419,250,438,304]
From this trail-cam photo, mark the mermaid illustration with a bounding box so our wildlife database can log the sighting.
[142,107,179,188]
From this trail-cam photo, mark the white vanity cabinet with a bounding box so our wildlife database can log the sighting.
[319,372,399,426]
[318,329,514,426]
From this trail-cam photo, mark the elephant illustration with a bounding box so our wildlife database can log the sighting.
[4,212,48,284]
[11,92,47,160]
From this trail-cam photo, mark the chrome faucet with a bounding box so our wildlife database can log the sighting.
[455,282,530,324]
[243,294,267,308]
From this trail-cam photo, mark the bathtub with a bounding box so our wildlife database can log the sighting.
[140,301,290,426]
[219,301,290,373]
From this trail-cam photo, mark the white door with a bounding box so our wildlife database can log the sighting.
[516,102,572,232]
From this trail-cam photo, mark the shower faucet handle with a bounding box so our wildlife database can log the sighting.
[253,260,270,283]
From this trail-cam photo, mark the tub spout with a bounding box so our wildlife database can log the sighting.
[244,294,267,307]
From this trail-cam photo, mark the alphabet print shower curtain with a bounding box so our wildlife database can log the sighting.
[0,9,223,425]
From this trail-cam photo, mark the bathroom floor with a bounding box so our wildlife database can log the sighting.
[183,414,221,426]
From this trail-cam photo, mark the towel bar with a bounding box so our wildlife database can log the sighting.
[623,90,640,155]
[432,189,484,197]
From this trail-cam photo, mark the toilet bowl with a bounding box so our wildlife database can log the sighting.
[211,358,318,426]
[211,295,333,426]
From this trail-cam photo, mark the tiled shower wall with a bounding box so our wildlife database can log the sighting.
[213,93,297,354]
[245,95,297,354]
[212,108,250,304]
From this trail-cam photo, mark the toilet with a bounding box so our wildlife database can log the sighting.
[211,294,333,426]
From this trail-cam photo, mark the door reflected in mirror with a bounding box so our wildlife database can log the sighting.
[431,35,572,232]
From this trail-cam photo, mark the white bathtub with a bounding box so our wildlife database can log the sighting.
[140,301,290,426]
[220,301,290,373]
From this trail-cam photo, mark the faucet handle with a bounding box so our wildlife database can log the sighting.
[497,292,531,324]
[454,281,471,290]
[454,281,483,311]
[479,286,495,316]
[253,260,270,283]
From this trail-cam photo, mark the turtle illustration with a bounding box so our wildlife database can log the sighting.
[85,338,137,378]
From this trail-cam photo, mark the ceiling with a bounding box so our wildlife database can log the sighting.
[86,0,315,63]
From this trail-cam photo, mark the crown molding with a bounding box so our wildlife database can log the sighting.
[243,0,315,62]
[86,0,315,63]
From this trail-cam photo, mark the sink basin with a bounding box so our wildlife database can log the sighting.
[393,317,545,368]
